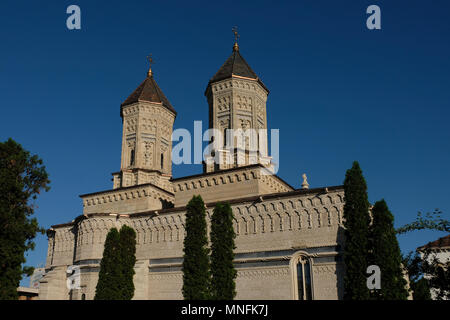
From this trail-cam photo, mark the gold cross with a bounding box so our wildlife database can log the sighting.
[146,54,154,76]
[232,26,240,43]
[147,54,154,67]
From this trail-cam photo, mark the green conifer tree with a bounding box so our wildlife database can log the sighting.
[210,202,236,300]
[119,225,136,300]
[94,228,121,300]
[343,161,371,300]
[369,199,409,300]
[182,195,211,299]
[0,138,50,300]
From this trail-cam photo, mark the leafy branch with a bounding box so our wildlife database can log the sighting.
[396,209,450,234]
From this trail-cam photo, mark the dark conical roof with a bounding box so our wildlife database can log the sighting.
[207,47,268,93]
[121,74,176,115]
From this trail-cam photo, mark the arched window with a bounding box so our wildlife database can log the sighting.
[291,252,313,300]
[296,257,312,300]
[81,293,86,300]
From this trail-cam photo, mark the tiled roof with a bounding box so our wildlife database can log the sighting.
[207,48,268,93]
[121,75,176,115]
[418,234,450,250]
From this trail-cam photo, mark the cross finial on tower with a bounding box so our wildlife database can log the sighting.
[232,26,240,51]
[146,54,154,77]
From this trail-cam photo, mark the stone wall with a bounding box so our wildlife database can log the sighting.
[40,186,345,300]
[172,166,293,207]
[80,183,175,215]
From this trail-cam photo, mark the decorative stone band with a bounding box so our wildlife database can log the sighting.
[237,266,290,279]
[46,185,344,269]
[147,249,339,269]
[121,101,176,120]
[207,78,269,99]
[173,166,291,193]
[171,164,294,207]
[80,182,175,215]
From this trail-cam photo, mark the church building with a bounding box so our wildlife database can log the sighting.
[39,38,346,300]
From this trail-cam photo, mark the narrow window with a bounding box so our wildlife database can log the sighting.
[296,257,313,300]
[161,153,164,170]
[297,262,304,300]
[223,128,227,148]
[257,132,260,153]
[130,149,135,166]
[304,259,312,300]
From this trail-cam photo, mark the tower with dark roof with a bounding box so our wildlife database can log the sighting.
[40,38,348,301]
[112,61,176,192]
[204,38,272,173]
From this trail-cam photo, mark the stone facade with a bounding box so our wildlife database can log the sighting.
[39,43,346,300]
[204,77,271,172]
[204,46,272,172]
[40,185,345,300]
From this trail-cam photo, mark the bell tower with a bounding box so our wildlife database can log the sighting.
[204,29,272,173]
[112,55,176,192]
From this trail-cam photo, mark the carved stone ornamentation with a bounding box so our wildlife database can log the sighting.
[41,46,347,301]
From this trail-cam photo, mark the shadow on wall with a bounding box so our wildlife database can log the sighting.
[160,198,174,209]
[336,225,346,300]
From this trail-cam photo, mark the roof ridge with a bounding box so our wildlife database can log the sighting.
[151,77,172,108]
[238,51,258,79]
[418,234,450,250]
[207,49,269,93]
[121,74,176,115]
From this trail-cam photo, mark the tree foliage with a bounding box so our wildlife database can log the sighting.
[210,202,236,300]
[0,138,50,300]
[402,248,450,300]
[423,251,450,300]
[342,161,371,300]
[411,278,431,300]
[94,228,122,300]
[369,200,408,300]
[396,209,450,235]
[119,225,136,300]
[182,195,211,300]
[399,210,450,300]
[94,225,137,300]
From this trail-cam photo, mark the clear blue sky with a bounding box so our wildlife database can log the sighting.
[0,1,449,286]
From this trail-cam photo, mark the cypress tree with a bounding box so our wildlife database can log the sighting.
[343,161,371,300]
[182,195,211,300]
[94,228,121,300]
[119,225,136,300]
[210,202,236,300]
[369,200,408,300]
